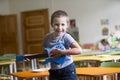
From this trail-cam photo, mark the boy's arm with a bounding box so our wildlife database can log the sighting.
[51,42,82,58]
[62,42,82,55]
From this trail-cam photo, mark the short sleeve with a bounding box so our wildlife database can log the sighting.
[42,33,50,48]
[64,33,77,48]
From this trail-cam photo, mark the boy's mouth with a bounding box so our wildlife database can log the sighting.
[56,30,63,33]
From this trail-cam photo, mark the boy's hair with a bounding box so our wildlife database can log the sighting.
[51,10,70,26]
[101,39,109,44]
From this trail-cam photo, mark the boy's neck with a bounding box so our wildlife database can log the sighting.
[53,32,66,38]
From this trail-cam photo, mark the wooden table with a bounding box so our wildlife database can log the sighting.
[11,67,120,80]
[76,67,120,80]
[12,70,49,80]
[38,54,120,67]
[73,55,120,62]
[76,67,120,76]
[12,70,49,78]
[81,50,120,56]
[73,54,120,67]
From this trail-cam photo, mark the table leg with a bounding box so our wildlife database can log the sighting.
[31,59,37,70]
[31,59,37,80]
[13,62,18,80]
[9,64,13,80]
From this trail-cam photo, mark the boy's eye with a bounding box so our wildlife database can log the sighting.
[61,24,65,26]
[54,24,59,26]
[54,23,65,26]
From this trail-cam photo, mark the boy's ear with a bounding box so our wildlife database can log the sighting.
[67,23,70,28]
[68,22,70,28]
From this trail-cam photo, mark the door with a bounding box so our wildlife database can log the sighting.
[21,9,50,54]
[1,15,19,55]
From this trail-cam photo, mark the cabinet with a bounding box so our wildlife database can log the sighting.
[21,9,50,54]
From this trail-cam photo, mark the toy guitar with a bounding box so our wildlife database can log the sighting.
[41,43,67,64]
[24,51,48,60]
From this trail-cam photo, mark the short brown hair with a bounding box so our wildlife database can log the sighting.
[51,10,70,26]
[101,39,109,44]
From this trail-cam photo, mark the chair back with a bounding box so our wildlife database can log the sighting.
[3,53,16,58]
[100,62,120,67]
[83,43,94,49]
[1,53,16,62]
[16,55,25,62]
[16,55,31,71]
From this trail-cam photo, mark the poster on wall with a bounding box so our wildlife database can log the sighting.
[102,27,109,36]
[70,19,76,28]
[100,19,109,25]
[100,19,109,36]
[115,25,120,31]
[68,19,79,41]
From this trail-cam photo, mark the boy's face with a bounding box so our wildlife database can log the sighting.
[52,16,69,36]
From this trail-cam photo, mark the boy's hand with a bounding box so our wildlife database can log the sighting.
[50,48,63,58]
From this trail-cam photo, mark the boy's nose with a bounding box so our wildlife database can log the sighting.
[58,25,62,29]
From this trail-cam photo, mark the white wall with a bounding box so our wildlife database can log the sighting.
[52,0,120,44]
[1,0,120,53]
[0,0,10,14]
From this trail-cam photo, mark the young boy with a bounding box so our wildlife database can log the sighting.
[98,39,110,51]
[42,10,82,80]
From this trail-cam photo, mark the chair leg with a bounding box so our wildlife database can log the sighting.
[103,75,114,80]
[103,75,107,80]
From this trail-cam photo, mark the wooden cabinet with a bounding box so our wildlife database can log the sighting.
[21,9,50,54]
[0,9,50,55]
[0,15,19,55]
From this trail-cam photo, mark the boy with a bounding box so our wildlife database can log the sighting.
[42,10,82,80]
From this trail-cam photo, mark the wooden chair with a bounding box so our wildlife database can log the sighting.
[16,55,31,71]
[0,53,16,80]
[100,62,120,80]
[83,43,94,49]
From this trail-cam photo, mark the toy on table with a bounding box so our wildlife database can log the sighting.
[41,43,67,64]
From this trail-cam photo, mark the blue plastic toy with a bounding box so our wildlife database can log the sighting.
[41,43,67,64]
